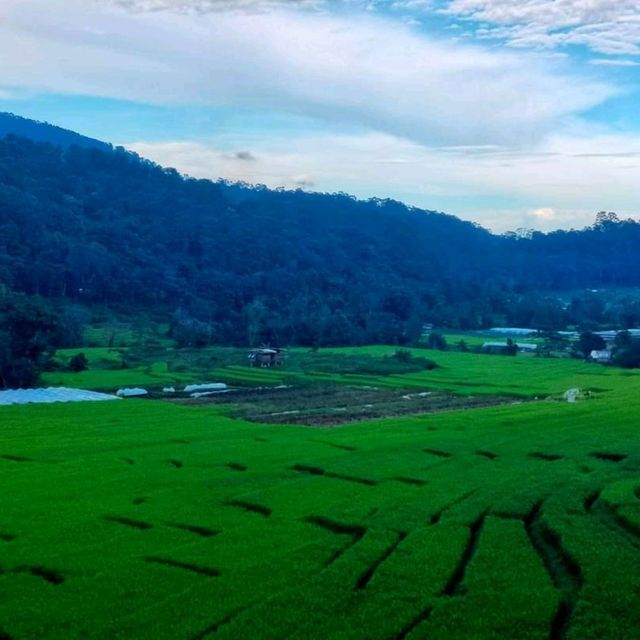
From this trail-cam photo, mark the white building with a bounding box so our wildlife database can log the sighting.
[589,349,612,364]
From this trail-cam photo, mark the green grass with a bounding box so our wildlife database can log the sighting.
[44,342,631,401]
[172,346,640,400]
[2,358,640,638]
[291,346,638,397]
[56,347,125,366]
[43,346,231,391]
[41,362,196,391]
[440,331,546,347]
[84,323,172,348]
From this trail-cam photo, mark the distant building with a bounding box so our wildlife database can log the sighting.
[516,343,538,353]
[589,349,612,364]
[489,327,537,336]
[594,330,640,346]
[248,347,287,368]
[593,331,617,342]
[482,342,537,353]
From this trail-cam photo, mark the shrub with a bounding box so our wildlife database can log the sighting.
[426,332,448,351]
[392,349,413,363]
[613,339,640,368]
[577,331,606,359]
[68,353,89,372]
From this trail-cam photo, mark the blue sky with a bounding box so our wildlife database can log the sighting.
[1,0,639,231]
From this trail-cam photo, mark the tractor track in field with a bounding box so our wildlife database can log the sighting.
[304,515,366,567]
[224,500,272,518]
[583,490,601,512]
[392,607,433,640]
[441,513,486,596]
[355,531,407,590]
[103,515,153,530]
[528,452,564,462]
[226,462,247,471]
[166,522,219,538]
[586,492,640,551]
[393,476,427,486]
[590,452,628,463]
[1,454,36,463]
[429,489,478,525]
[310,438,357,451]
[15,565,64,585]
[524,502,582,640]
[191,604,256,640]
[144,556,220,578]
[423,448,452,459]
[290,463,377,486]
[0,627,13,640]
[475,450,498,460]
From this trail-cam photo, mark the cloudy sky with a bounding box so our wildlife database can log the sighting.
[1,0,639,231]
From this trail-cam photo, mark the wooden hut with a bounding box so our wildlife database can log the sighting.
[248,348,286,368]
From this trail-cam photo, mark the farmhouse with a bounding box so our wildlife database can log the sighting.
[248,347,287,368]
[590,349,612,364]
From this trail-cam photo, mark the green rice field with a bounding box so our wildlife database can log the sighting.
[2,348,640,638]
[44,345,629,399]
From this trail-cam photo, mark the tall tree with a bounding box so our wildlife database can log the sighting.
[0,289,60,388]
[577,331,606,359]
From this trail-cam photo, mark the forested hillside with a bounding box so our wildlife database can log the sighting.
[0,113,110,152]
[1,123,640,345]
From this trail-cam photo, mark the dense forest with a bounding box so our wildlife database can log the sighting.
[1,114,640,347]
[0,113,110,152]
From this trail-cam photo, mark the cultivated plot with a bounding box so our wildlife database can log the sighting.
[1,377,640,639]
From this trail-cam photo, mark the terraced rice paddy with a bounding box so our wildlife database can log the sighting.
[44,345,626,399]
[2,351,640,639]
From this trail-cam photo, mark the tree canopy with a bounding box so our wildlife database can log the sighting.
[0,289,60,388]
[1,131,640,346]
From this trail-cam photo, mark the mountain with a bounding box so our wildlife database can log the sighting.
[0,112,111,152]
[0,117,639,345]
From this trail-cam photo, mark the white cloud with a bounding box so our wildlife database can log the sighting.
[0,88,20,99]
[590,58,640,67]
[2,0,636,232]
[111,0,327,12]
[443,0,640,56]
[111,0,432,13]
[530,207,556,220]
[0,0,615,147]
[125,128,640,232]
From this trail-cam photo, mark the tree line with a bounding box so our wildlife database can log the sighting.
[2,134,640,353]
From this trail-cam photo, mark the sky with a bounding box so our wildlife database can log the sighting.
[1,0,639,231]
